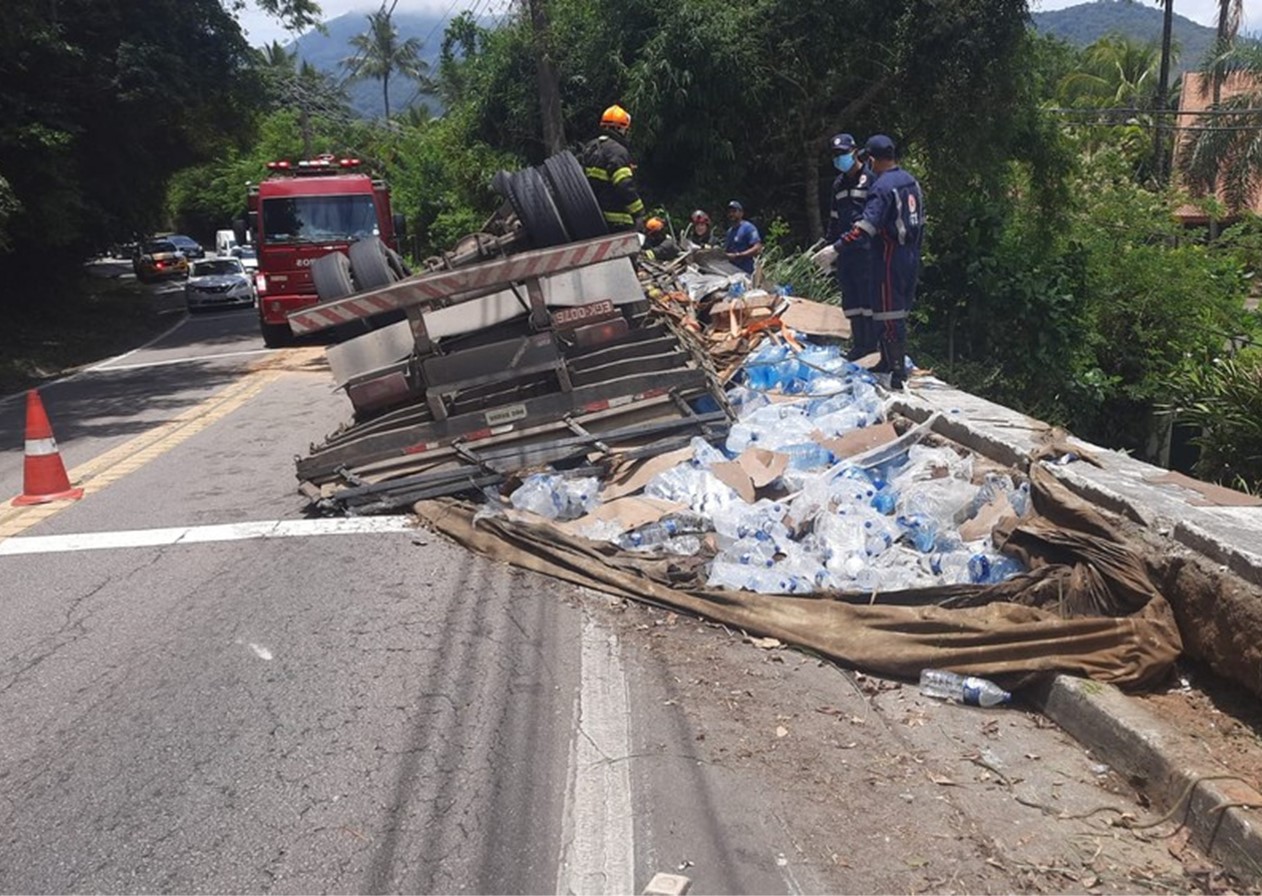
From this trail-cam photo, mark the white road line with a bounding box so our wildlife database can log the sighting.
[85,348,275,373]
[557,614,636,896]
[0,516,414,556]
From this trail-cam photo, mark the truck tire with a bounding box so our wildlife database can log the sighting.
[541,152,607,240]
[261,320,293,348]
[386,247,411,279]
[311,251,356,301]
[505,167,570,248]
[349,238,399,291]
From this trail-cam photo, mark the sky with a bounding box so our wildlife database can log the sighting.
[235,0,498,46]
[233,0,1257,47]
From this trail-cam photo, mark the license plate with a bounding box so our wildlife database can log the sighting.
[552,299,616,328]
[485,403,528,426]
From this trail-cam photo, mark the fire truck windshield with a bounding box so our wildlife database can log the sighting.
[261,194,378,244]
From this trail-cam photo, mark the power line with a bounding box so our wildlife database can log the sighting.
[1048,106,1262,116]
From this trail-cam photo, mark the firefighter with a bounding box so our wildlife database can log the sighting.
[838,134,924,389]
[824,133,877,362]
[643,216,680,261]
[682,209,715,248]
[580,104,646,233]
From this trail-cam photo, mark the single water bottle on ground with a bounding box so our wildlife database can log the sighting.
[919,669,1011,707]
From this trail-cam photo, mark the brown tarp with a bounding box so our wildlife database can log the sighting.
[415,464,1182,692]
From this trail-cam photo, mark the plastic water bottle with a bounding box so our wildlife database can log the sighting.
[708,560,810,594]
[1010,481,1031,517]
[967,553,1024,584]
[689,436,727,468]
[896,513,939,553]
[870,488,897,515]
[919,669,1012,707]
[616,512,710,550]
[779,442,835,471]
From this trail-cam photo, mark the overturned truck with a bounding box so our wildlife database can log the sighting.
[291,153,732,515]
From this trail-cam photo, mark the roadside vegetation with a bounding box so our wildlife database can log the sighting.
[0,277,170,395]
[3,0,1260,491]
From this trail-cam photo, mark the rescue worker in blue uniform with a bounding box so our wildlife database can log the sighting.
[580,104,646,233]
[824,133,876,361]
[723,200,763,275]
[838,134,924,389]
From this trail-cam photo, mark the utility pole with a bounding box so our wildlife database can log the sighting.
[1153,0,1174,185]
[524,0,566,155]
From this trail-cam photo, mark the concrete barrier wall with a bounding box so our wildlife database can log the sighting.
[892,375,1262,698]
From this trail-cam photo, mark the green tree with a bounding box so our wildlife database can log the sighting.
[1055,34,1164,111]
[343,2,431,122]
[0,0,256,286]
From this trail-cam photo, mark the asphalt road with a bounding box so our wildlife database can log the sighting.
[0,289,1230,894]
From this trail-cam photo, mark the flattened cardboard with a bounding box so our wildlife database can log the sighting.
[603,446,694,500]
[780,298,850,339]
[554,495,688,536]
[958,492,1017,542]
[737,447,789,487]
[710,461,756,503]
[816,422,899,459]
[1145,471,1262,507]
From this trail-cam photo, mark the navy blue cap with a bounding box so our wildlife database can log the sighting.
[830,133,856,154]
[727,200,743,211]
[865,134,896,159]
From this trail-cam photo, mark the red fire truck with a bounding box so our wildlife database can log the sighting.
[247,155,404,346]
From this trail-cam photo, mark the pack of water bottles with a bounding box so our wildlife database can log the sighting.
[505,338,1034,595]
[509,473,601,521]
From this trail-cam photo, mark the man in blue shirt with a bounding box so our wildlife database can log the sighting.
[723,200,762,275]
[837,134,924,389]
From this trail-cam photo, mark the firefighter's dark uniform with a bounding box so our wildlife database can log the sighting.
[853,162,924,388]
[579,132,645,232]
[826,163,876,360]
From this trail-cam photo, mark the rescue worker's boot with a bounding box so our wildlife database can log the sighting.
[868,332,893,373]
[885,339,907,390]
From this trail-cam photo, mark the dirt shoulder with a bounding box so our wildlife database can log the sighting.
[595,593,1259,894]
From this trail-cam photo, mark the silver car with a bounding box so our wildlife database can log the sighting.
[186,257,255,311]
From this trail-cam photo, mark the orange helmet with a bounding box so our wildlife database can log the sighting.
[600,104,631,135]
[645,216,665,234]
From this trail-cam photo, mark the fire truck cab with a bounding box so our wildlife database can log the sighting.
[248,155,404,347]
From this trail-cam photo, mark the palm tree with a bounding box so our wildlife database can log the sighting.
[1180,51,1262,214]
[342,2,430,122]
[1211,0,1244,104]
[1055,34,1164,114]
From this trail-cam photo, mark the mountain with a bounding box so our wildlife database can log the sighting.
[288,10,450,119]
[1031,0,1217,72]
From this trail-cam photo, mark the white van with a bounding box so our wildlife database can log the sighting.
[215,229,238,257]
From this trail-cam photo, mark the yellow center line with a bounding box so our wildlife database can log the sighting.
[0,348,327,540]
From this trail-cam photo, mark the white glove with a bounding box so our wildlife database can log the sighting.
[811,244,837,272]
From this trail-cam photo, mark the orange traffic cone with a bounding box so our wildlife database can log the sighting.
[12,389,84,506]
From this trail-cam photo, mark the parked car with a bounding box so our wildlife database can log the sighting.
[165,234,205,259]
[133,240,189,283]
[185,257,255,311]
[232,244,258,272]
